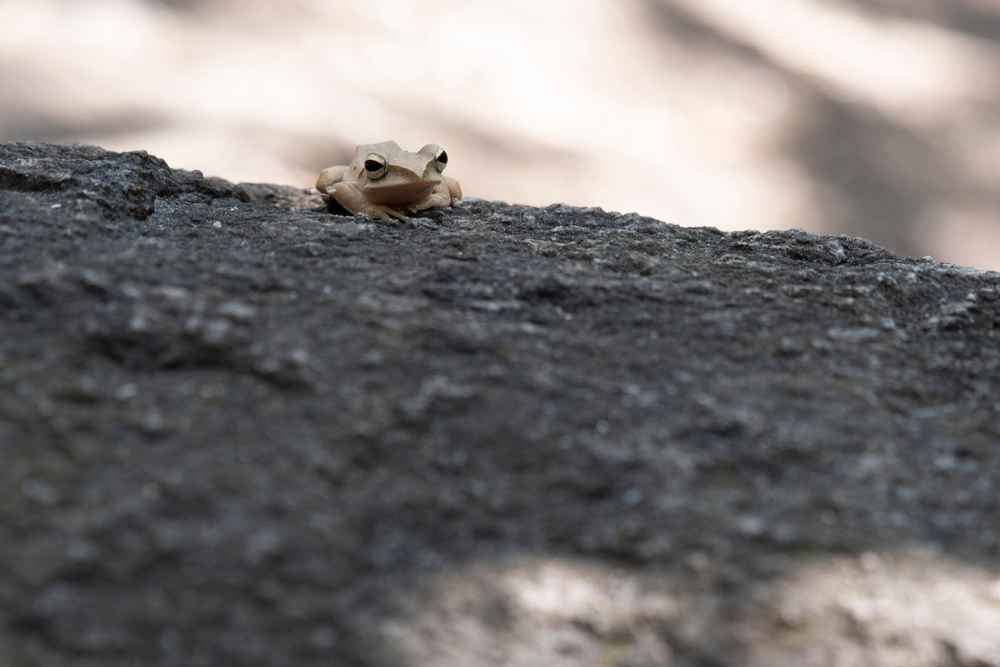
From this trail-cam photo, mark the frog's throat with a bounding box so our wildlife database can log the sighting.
[365,181,437,206]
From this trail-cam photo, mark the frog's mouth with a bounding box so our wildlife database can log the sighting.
[365,181,437,206]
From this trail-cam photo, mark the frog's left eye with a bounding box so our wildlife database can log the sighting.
[434,149,448,172]
[419,144,448,172]
[364,154,387,180]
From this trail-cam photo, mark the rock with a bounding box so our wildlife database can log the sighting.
[1,142,1000,666]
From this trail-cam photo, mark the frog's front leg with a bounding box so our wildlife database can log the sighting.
[408,177,463,213]
[316,165,349,195]
[326,180,409,223]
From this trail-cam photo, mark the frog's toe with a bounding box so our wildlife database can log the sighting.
[369,211,398,224]
[384,207,410,222]
[366,205,409,223]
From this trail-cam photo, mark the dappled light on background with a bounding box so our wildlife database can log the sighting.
[376,556,690,666]
[749,549,1000,666]
[372,550,1000,666]
[0,0,997,267]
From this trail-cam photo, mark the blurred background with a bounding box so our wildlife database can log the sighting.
[1,0,998,268]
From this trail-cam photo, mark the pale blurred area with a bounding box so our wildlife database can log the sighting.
[1,0,998,268]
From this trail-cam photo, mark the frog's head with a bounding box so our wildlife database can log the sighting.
[356,141,448,205]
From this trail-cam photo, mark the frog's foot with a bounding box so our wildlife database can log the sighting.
[407,179,462,213]
[327,181,409,223]
[316,165,349,195]
[407,194,449,214]
[445,176,462,202]
[364,205,410,223]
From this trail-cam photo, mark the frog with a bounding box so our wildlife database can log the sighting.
[315,141,462,222]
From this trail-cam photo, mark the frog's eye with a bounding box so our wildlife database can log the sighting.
[364,154,387,180]
[434,149,448,173]
[419,144,448,172]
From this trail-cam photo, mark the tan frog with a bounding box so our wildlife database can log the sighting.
[316,141,462,222]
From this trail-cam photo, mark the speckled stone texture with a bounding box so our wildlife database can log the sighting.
[1,142,999,667]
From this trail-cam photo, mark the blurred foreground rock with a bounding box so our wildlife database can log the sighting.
[1,143,999,667]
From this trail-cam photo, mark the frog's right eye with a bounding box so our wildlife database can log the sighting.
[364,154,387,180]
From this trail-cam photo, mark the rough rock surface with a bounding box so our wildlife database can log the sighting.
[1,142,999,667]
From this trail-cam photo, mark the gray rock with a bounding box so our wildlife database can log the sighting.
[2,142,1000,667]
